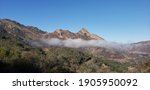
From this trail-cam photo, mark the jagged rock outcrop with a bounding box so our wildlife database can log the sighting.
[77,28,104,40]
[43,28,104,40]
[43,29,79,40]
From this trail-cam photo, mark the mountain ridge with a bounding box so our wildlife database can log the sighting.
[0,18,150,55]
[0,19,104,42]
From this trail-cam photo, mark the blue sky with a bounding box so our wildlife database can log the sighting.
[0,0,150,42]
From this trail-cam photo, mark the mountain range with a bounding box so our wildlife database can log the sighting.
[0,19,103,41]
[0,19,150,73]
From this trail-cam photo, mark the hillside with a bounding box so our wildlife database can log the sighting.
[0,19,150,73]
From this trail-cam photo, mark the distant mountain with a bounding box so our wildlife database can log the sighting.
[131,41,150,54]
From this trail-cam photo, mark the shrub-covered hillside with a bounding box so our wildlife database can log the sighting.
[0,35,150,73]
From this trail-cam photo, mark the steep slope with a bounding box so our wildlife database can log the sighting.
[77,28,104,40]
[0,19,46,41]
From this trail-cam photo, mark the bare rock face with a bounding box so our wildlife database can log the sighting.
[43,28,104,40]
[44,29,79,40]
[78,28,89,35]
[77,28,104,40]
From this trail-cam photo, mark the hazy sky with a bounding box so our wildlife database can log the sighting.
[0,0,150,42]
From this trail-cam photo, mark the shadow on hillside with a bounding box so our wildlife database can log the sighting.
[0,60,41,73]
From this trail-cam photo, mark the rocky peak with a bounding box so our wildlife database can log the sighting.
[54,29,64,34]
[53,29,64,38]
[78,28,104,40]
[51,29,77,39]
[78,28,90,35]
[46,28,104,40]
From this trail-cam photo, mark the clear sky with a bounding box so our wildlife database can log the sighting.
[0,0,150,42]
